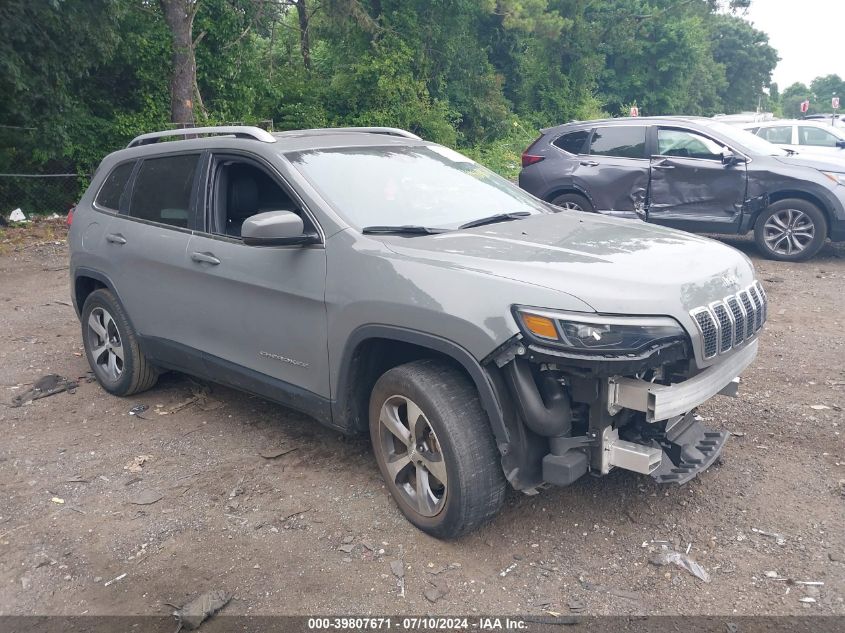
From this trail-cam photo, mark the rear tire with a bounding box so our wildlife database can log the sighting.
[81,289,159,396]
[753,198,827,261]
[549,192,594,213]
[369,359,506,538]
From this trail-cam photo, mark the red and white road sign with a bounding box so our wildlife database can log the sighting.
[800,100,810,113]
[834,97,841,109]
[630,106,639,117]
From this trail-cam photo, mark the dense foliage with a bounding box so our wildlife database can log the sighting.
[0,0,829,214]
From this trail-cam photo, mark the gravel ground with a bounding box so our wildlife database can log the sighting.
[0,219,843,618]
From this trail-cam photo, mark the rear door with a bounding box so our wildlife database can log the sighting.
[646,126,746,233]
[755,124,798,153]
[105,151,207,374]
[797,125,845,155]
[574,125,649,218]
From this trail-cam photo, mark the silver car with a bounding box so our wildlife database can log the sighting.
[69,126,765,538]
[744,119,845,157]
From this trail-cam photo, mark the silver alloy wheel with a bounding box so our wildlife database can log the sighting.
[377,395,448,517]
[87,307,124,381]
[763,208,815,256]
[559,202,583,211]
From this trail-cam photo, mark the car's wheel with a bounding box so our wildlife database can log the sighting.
[753,199,827,261]
[549,192,594,213]
[369,359,506,538]
[81,289,159,396]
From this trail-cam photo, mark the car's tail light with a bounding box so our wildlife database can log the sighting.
[66,206,75,226]
[521,153,545,167]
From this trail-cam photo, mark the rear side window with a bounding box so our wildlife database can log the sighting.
[95,162,134,211]
[553,130,589,155]
[588,126,646,159]
[128,154,200,228]
[758,126,792,144]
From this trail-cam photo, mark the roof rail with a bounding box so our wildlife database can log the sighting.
[127,125,276,148]
[275,127,422,141]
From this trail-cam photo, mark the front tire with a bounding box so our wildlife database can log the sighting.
[81,289,159,396]
[753,199,827,261]
[369,359,506,538]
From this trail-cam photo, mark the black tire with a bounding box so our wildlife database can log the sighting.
[369,359,506,538]
[753,198,827,262]
[81,288,159,396]
[549,192,594,213]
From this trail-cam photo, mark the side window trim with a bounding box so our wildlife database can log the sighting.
[201,150,324,244]
[122,150,205,231]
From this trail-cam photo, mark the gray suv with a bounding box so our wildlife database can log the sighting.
[69,126,767,538]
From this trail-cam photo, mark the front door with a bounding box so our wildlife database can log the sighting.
[184,153,330,402]
[647,127,747,233]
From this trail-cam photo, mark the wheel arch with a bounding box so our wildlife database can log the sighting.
[544,185,595,208]
[332,326,508,444]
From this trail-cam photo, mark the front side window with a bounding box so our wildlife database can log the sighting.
[288,145,549,230]
[95,162,134,211]
[657,128,725,160]
[757,126,792,144]
[553,130,589,155]
[588,126,646,159]
[128,154,200,228]
[210,159,301,237]
[798,126,838,147]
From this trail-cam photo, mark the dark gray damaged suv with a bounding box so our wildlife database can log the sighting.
[70,126,766,537]
[519,116,845,261]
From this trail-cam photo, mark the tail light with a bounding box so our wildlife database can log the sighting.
[66,206,75,226]
[521,153,545,167]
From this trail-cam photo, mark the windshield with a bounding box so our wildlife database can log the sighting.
[287,145,550,230]
[700,119,789,156]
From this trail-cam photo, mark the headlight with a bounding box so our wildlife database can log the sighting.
[514,307,687,355]
[821,171,845,186]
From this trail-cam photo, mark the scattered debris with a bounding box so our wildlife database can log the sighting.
[128,404,149,417]
[338,544,355,553]
[50,497,65,504]
[9,208,27,223]
[11,374,78,407]
[810,404,831,411]
[103,573,126,587]
[280,508,310,522]
[751,527,786,546]
[499,562,518,577]
[649,545,711,583]
[764,570,779,578]
[424,580,448,604]
[124,455,152,473]
[128,489,163,505]
[259,446,297,459]
[173,590,231,630]
[799,597,816,604]
[567,599,586,612]
[389,560,405,578]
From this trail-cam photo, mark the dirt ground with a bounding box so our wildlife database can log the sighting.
[1,218,843,619]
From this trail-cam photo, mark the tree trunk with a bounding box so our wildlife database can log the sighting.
[160,0,199,126]
[295,0,311,72]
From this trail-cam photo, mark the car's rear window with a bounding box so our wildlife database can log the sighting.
[552,130,589,154]
[95,162,135,211]
[588,126,647,159]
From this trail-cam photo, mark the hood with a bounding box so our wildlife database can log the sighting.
[774,153,845,172]
[381,213,756,315]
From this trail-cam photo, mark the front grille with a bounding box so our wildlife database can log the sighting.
[690,282,768,359]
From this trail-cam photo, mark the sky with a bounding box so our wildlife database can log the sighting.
[742,0,844,89]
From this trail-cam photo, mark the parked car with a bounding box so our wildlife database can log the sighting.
[743,119,845,156]
[70,125,766,537]
[803,113,845,129]
[518,116,845,261]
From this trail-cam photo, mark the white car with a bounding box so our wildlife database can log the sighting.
[743,120,845,156]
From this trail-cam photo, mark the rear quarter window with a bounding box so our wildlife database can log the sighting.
[94,162,135,211]
[128,154,200,228]
[552,130,589,155]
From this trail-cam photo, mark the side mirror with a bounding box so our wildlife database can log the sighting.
[836,139,845,149]
[241,210,318,246]
[721,148,746,165]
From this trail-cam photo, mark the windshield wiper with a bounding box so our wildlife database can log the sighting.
[361,225,447,235]
[458,212,531,230]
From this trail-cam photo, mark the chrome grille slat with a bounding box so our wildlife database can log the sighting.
[690,282,767,359]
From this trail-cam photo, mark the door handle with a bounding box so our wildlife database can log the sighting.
[191,252,221,265]
[105,233,126,245]
[653,162,675,169]
[579,160,599,167]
